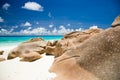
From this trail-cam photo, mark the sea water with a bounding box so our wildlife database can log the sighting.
[0,35,63,50]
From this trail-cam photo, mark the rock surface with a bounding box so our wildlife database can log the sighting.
[0,57,5,62]
[0,50,5,62]
[111,15,120,27]
[50,16,120,80]
[45,28,103,57]
[7,38,47,62]
[49,16,120,80]
[0,50,4,55]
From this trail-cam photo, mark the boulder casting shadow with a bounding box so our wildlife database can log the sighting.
[49,15,120,80]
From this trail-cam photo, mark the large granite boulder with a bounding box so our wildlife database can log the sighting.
[7,38,47,62]
[45,28,103,57]
[49,16,120,80]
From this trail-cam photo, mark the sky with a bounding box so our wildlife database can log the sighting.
[0,0,120,35]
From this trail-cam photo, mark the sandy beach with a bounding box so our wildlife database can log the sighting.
[0,45,56,80]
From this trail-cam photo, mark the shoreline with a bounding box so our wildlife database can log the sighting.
[0,39,57,80]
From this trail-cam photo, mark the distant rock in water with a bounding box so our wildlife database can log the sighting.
[111,15,120,27]
[7,38,47,62]
[50,16,120,80]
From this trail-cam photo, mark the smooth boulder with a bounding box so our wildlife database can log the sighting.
[7,38,47,62]
[50,17,120,80]
[46,28,103,57]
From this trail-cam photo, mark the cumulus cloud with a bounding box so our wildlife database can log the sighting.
[49,24,54,28]
[0,24,89,35]
[0,29,7,32]
[52,28,57,33]
[2,3,10,10]
[51,25,79,35]
[0,28,14,35]
[20,27,48,35]
[28,27,32,30]
[22,2,43,11]
[23,22,32,27]
[0,17,4,22]
[57,25,69,34]
[67,24,71,26]
[89,25,98,29]
[19,25,73,35]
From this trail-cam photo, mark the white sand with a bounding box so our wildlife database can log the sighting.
[0,46,56,80]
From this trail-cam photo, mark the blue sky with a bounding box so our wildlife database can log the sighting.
[0,0,120,35]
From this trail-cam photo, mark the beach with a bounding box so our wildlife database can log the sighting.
[0,36,61,80]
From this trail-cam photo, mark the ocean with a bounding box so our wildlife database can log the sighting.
[0,35,63,50]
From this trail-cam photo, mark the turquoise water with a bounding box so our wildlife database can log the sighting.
[0,36,63,48]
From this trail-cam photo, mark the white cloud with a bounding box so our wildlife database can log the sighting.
[0,28,14,35]
[2,3,10,10]
[75,28,83,31]
[0,17,4,22]
[0,25,86,35]
[67,24,71,26]
[57,25,68,34]
[20,27,48,35]
[89,25,98,29]
[52,25,78,35]
[17,25,76,35]
[0,29,7,32]
[22,2,43,11]
[28,27,32,30]
[52,28,57,33]
[23,22,32,27]
[49,24,54,28]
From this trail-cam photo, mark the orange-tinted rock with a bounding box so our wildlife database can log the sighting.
[46,28,103,57]
[50,26,120,80]
[45,46,55,55]
[0,57,5,62]
[46,41,53,46]
[7,38,47,62]
[23,38,44,43]
[111,15,120,27]
[20,52,41,62]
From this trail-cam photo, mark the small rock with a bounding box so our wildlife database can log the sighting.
[0,50,4,55]
[7,38,47,62]
[0,57,5,62]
